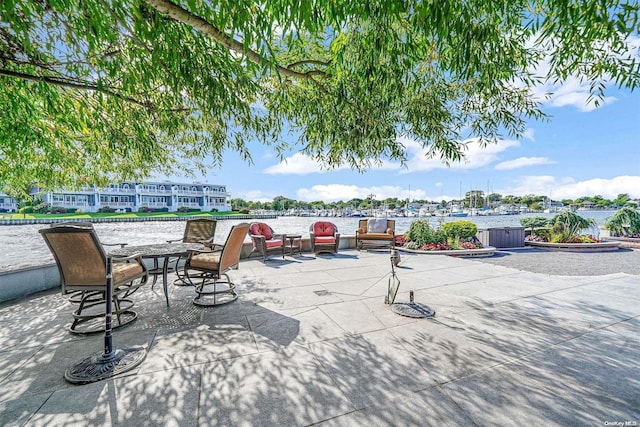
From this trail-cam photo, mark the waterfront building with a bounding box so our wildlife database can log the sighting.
[30,181,231,213]
[0,191,18,212]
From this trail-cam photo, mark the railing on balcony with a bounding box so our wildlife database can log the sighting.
[54,202,91,208]
[101,187,136,193]
[139,188,172,194]
[140,202,168,207]
[174,190,202,195]
[100,202,134,207]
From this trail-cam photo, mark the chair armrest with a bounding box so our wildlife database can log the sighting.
[186,247,222,262]
[103,242,128,248]
[356,228,365,235]
[386,229,394,235]
[203,241,224,251]
[250,234,266,243]
[110,253,143,263]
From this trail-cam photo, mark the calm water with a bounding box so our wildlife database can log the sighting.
[0,211,615,269]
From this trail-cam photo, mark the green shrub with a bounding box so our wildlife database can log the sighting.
[531,228,552,242]
[520,216,550,230]
[98,206,114,213]
[544,211,597,243]
[604,207,640,236]
[404,219,446,246]
[550,211,596,234]
[33,202,50,213]
[49,206,67,214]
[442,220,477,240]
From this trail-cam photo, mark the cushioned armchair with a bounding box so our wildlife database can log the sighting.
[309,221,340,254]
[184,223,249,306]
[356,219,395,250]
[248,222,285,262]
[39,225,148,334]
[167,218,217,285]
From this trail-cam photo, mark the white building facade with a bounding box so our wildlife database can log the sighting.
[0,192,18,212]
[31,181,231,213]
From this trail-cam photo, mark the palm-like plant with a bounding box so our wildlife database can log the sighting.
[520,216,550,238]
[604,208,640,237]
[550,211,597,243]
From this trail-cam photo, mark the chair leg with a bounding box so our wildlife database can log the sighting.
[172,255,193,286]
[68,288,139,335]
[192,271,238,307]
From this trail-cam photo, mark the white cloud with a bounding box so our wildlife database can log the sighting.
[494,157,555,170]
[264,135,523,176]
[263,153,349,175]
[401,136,520,172]
[522,33,640,112]
[296,184,430,203]
[233,189,275,203]
[263,152,399,175]
[522,128,535,142]
[529,76,618,112]
[526,46,625,112]
[499,175,640,199]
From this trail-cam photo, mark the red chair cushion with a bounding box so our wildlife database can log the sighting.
[313,222,335,237]
[315,236,336,244]
[250,222,273,240]
[265,239,283,248]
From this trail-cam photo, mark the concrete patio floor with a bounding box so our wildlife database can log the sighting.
[1,249,639,426]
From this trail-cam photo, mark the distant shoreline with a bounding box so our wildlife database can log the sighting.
[0,213,276,226]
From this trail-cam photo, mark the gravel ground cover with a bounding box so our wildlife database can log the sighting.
[473,247,640,276]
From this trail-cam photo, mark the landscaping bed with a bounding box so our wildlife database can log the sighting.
[524,240,620,252]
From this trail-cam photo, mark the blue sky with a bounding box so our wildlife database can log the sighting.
[161,70,640,204]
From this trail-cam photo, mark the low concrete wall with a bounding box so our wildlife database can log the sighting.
[600,236,640,249]
[524,241,621,252]
[1,236,359,303]
[0,263,61,302]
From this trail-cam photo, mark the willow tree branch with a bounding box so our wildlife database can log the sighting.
[144,0,328,81]
[288,59,331,69]
[0,68,189,111]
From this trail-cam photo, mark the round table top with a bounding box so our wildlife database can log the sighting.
[285,234,302,239]
[109,242,204,258]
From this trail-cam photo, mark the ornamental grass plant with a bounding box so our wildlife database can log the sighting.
[402,219,482,251]
[522,211,599,243]
[604,207,640,237]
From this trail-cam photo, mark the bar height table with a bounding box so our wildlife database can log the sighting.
[110,242,203,306]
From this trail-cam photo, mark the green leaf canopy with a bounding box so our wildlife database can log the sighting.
[1,0,638,195]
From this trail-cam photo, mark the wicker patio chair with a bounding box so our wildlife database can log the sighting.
[248,222,285,262]
[355,218,395,250]
[39,225,148,334]
[184,222,249,306]
[309,221,340,255]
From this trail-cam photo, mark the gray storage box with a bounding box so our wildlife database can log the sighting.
[477,227,525,248]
